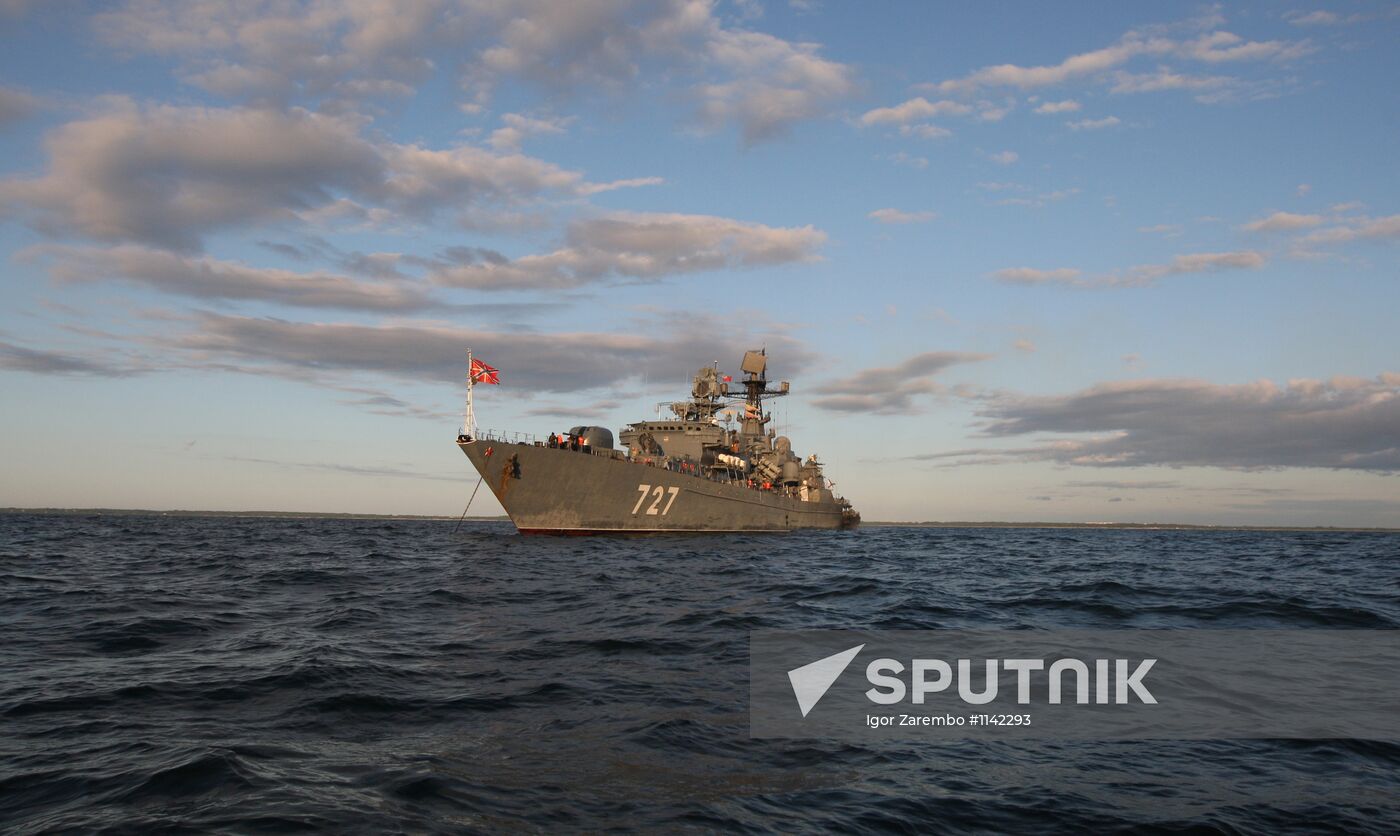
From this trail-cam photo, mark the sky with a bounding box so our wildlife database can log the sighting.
[1,1,1397,525]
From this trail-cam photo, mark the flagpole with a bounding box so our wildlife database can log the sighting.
[465,347,475,439]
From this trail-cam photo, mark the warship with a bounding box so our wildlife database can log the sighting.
[455,349,859,534]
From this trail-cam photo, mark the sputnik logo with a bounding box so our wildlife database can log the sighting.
[787,644,864,717]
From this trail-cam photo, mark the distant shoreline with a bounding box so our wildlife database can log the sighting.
[3,507,1396,533]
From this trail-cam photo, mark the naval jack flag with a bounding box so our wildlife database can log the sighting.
[470,358,500,385]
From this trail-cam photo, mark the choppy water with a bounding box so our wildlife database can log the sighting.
[2,513,1398,833]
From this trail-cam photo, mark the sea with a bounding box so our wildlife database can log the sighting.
[2,513,1398,834]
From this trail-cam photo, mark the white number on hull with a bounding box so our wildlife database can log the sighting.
[632,484,680,516]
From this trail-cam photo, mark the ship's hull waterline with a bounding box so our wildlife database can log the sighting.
[459,440,855,534]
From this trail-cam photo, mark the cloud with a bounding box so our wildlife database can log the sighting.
[859,97,970,126]
[1300,215,1400,245]
[987,150,1018,165]
[488,112,573,151]
[95,0,855,143]
[900,124,953,140]
[1288,10,1340,26]
[31,244,443,312]
[1033,99,1080,114]
[1064,480,1181,489]
[1177,31,1313,63]
[934,33,1169,93]
[1241,211,1325,232]
[1138,224,1183,236]
[697,27,858,143]
[976,181,1024,192]
[992,187,1080,208]
[1067,115,1120,131]
[159,310,816,394]
[0,104,381,251]
[1108,68,1235,94]
[933,24,1309,95]
[1013,339,1036,353]
[0,338,135,376]
[994,252,1265,288]
[429,212,824,290]
[377,141,588,215]
[868,208,936,225]
[994,267,1082,286]
[810,351,991,414]
[0,103,630,251]
[0,84,39,129]
[576,176,666,195]
[882,152,928,169]
[962,373,1400,473]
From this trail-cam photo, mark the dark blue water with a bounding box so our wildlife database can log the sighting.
[2,514,1398,833]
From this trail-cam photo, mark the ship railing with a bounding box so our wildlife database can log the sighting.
[476,428,542,446]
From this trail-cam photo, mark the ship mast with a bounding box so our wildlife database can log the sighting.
[463,347,475,439]
[736,349,788,442]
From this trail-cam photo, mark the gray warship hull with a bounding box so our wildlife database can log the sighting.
[458,438,854,534]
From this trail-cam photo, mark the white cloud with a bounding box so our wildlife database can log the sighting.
[975,100,1013,122]
[976,181,1025,192]
[429,211,826,290]
[1177,30,1314,63]
[934,33,1170,93]
[1288,10,1339,26]
[882,152,928,169]
[1067,115,1120,131]
[987,150,1019,165]
[859,96,971,126]
[159,309,818,394]
[488,112,573,151]
[1241,211,1324,233]
[94,0,857,144]
[0,102,644,250]
[930,25,1308,94]
[30,243,441,312]
[1033,99,1081,114]
[0,84,39,128]
[695,27,858,143]
[1301,215,1400,245]
[811,351,991,414]
[1108,68,1234,94]
[943,373,1400,473]
[1118,251,1265,285]
[577,176,666,195]
[868,208,937,224]
[994,251,1266,288]
[1138,224,1183,236]
[899,123,952,139]
[992,187,1080,208]
[0,104,383,251]
[994,267,1083,286]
